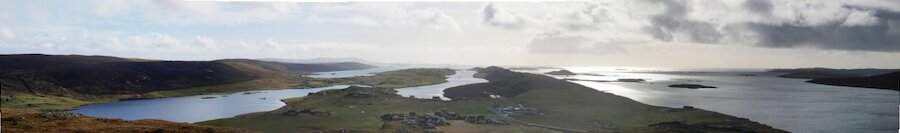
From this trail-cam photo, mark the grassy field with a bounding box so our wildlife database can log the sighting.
[0,95,96,111]
[199,87,508,133]
[444,67,786,132]
[0,108,253,133]
[344,68,456,88]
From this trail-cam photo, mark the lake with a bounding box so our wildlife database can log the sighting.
[70,85,351,123]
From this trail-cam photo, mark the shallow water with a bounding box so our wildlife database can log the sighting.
[553,67,899,133]
[70,85,351,123]
[395,70,487,100]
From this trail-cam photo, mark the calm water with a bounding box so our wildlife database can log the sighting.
[70,66,478,123]
[547,67,899,133]
[71,85,351,123]
[395,70,487,100]
[307,66,407,78]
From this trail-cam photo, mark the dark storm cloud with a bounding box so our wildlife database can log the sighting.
[743,0,773,14]
[643,0,900,52]
[747,11,900,51]
[644,0,724,44]
[482,3,530,30]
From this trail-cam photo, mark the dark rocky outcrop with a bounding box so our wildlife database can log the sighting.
[544,69,577,75]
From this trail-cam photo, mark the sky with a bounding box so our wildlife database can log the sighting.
[0,0,899,69]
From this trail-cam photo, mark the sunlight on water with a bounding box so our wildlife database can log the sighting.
[395,70,487,100]
[548,67,899,133]
[71,85,352,123]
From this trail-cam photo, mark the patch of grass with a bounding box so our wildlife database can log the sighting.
[439,121,550,133]
[0,95,100,111]
[343,68,456,88]
[200,87,496,133]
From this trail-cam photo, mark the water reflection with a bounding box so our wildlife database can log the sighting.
[559,67,899,133]
[307,66,407,78]
[395,70,487,100]
[71,85,351,123]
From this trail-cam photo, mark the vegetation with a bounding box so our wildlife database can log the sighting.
[199,86,516,133]
[0,108,253,133]
[0,95,97,111]
[0,54,374,110]
[343,68,456,88]
[443,66,786,132]
[202,67,785,133]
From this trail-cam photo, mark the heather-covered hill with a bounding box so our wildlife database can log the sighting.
[0,54,374,110]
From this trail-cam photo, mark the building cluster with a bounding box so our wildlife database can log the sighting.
[490,104,542,116]
[381,112,450,132]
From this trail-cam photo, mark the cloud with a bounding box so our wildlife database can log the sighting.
[194,36,217,48]
[481,0,900,52]
[743,0,773,14]
[642,0,900,51]
[746,12,900,51]
[527,32,627,55]
[86,0,300,25]
[306,15,324,24]
[842,10,880,27]
[330,3,462,31]
[482,3,534,30]
[0,27,13,40]
[643,0,724,44]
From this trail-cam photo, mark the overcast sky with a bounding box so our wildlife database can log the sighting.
[1,0,899,68]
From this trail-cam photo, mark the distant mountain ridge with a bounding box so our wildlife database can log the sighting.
[258,57,379,65]
[0,54,374,96]
[808,72,900,91]
[770,68,899,79]
[770,68,899,91]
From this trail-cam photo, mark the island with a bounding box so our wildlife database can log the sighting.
[668,84,718,89]
[770,68,899,91]
[543,69,577,75]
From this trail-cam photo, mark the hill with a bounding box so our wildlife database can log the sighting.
[259,57,371,64]
[770,68,898,79]
[0,54,374,110]
[544,69,577,75]
[443,66,786,132]
[0,108,253,133]
[807,72,899,91]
